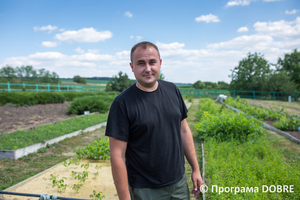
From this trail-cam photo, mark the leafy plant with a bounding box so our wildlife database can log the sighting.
[90,190,105,200]
[46,174,69,192]
[75,137,110,160]
[273,114,300,131]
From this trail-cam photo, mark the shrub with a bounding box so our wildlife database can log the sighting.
[0,91,65,106]
[67,95,116,115]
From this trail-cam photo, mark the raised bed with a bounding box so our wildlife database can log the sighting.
[224,103,300,144]
[0,122,106,160]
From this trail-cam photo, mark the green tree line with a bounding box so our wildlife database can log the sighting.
[229,49,299,92]
[0,65,60,84]
[192,49,299,92]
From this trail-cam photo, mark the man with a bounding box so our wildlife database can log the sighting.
[215,94,227,103]
[105,41,203,200]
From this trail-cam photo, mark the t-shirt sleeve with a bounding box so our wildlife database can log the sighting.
[105,97,130,142]
[175,86,188,121]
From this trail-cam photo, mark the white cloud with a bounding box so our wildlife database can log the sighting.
[254,17,300,39]
[88,49,99,54]
[74,47,85,54]
[125,11,133,18]
[156,42,185,49]
[207,34,274,49]
[33,25,58,33]
[41,41,59,47]
[54,28,112,42]
[226,0,253,7]
[130,35,143,41]
[237,27,249,32]
[136,36,143,41]
[195,14,220,23]
[285,9,299,15]
[226,0,281,7]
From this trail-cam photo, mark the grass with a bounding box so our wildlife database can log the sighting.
[184,98,203,199]
[0,126,107,191]
[0,113,108,150]
[198,98,300,199]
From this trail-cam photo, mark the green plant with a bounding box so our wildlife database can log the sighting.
[37,147,47,153]
[90,190,105,200]
[46,174,69,192]
[71,171,89,183]
[70,183,83,193]
[67,95,116,115]
[273,114,300,131]
[75,137,110,160]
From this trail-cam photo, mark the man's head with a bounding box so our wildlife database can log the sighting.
[130,41,160,63]
[130,41,162,91]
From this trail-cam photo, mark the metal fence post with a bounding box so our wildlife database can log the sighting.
[67,85,69,91]
[23,83,25,90]
[36,84,38,92]
[7,82,10,92]
[58,84,60,91]
[253,91,255,99]
[48,84,50,92]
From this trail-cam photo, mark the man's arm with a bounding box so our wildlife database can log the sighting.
[181,119,203,195]
[109,137,131,200]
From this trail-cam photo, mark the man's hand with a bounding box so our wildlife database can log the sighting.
[191,170,203,195]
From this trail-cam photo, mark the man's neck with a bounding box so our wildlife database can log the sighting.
[136,81,159,92]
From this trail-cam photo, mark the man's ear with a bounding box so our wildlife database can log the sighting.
[130,62,134,72]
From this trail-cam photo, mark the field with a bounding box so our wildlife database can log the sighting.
[1,97,300,199]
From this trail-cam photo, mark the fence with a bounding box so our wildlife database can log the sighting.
[0,83,299,101]
[0,83,106,92]
[179,88,299,101]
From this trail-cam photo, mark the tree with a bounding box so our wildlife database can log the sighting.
[262,71,297,92]
[106,71,135,92]
[73,75,87,84]
[193,80,206,89]
[0,65,16,81]
[159,71,165,80]
[203,81,220,89]
[277,49,300,90]
[218,81,230,90]
[229,52,271,91]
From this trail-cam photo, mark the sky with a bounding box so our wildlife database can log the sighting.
[0,0,299,84]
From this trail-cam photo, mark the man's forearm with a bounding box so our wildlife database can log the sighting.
[111,156,130,200]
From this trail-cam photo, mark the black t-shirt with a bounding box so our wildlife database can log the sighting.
[105,80,188,188]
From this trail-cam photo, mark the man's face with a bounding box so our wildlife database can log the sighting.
[130,47,162,90]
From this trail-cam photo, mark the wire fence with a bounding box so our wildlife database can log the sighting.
[0,82,299,101]
[179,88,299,101]
[0,83,106,92]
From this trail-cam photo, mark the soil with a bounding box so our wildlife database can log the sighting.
[0,102,76,133]
[264,119,300,141]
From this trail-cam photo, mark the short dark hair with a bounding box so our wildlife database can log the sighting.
[130,41,160,63]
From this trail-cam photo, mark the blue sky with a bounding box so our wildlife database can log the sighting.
[0,0,299,84]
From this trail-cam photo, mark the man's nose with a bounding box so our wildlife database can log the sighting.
[145,64,151,72]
